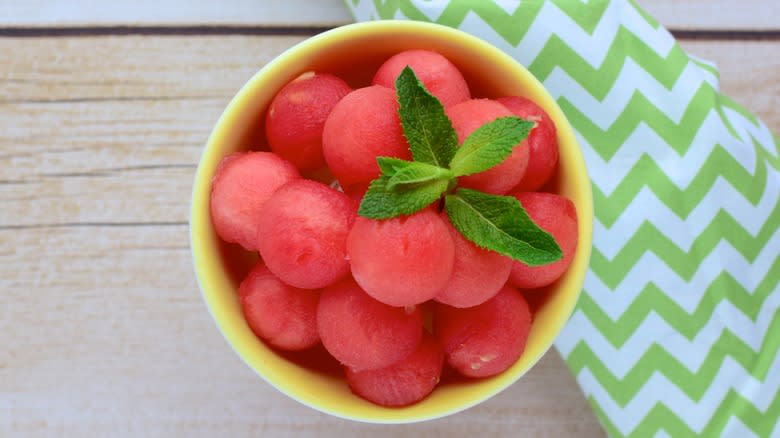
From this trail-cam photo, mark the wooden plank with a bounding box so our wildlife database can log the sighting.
[0,0,778,31]
[680,40,780,131]
[0,36,304,227]
[1,35,304,101]
[639,0,780,32]
[0,0,352,27]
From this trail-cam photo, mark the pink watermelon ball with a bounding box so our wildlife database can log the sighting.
[497,96,559,191]
[322,85,412,188]
[209,151,300,250]
[434,285,532,378]
[317,277,424,371]
[347,209,455,307]
[346,333,444,407]
[255,179,356,289]
[434,213,513,308]
[239,262,320,351]
[266,72,352,172]
[446,99,530,194]
[343,181,369,204]
[508,192,578,289]
[372,49,471,107]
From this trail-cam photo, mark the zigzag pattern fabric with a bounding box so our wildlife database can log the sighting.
[345,1,780,436]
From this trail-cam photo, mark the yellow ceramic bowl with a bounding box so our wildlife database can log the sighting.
[191,20,592,423]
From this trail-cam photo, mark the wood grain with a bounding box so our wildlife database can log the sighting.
[680,40,780,130]
[0,36,303,227]
[0,0,351,27]
[1,0,778,31]
[1,34,777,437]
[639,0,780,32]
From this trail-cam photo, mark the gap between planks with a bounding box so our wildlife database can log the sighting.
[1,0,778,31]
[0,25,779,41]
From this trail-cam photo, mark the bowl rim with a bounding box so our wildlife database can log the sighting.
[190,19,593,423]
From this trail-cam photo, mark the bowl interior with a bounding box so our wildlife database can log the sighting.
[191,20,593,423]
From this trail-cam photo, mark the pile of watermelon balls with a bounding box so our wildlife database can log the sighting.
[209,50,578,407]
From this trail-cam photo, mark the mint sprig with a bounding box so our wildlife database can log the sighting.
[445,189,562,265]
[356,67,562,265]
[396,67,458,167]
[449,117,534,177]
[358,172,450,220]
[387,161,453,190]
[376,156,415,175]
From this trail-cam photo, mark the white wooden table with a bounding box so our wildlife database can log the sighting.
[1,1,777,436]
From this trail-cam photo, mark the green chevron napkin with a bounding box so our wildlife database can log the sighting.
[344,1,780,436]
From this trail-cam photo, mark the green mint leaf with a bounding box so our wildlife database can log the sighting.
[358,176,449,219]
[376,156,414,175]
[449,116,534,177]
[387,162,453,190]
[396,66,458,168]
[444,188,562,265]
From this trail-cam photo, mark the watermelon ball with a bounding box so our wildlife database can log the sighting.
[256,179,356,289]
[342,181,369,204]
[322,85,412,188]
[372,49,471,107]
[209,151,299,250]
[345,333,444,407]
[239,262,320,351]
[347,209,455,307]
[446,99,530,194]
[497,96,559,191]
[434,213,513,308]
[434,285,532,378]
[317,277,424,371]
[508,192,578,289]
[265,72,352,173]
